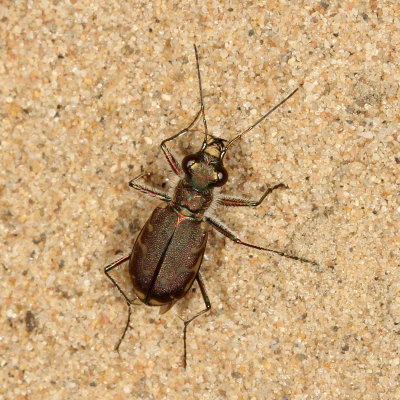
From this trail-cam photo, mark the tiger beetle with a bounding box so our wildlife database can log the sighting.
[104,44,318,368]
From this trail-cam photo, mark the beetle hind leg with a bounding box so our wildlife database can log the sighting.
[104,255,140,351]
[104,255,133,305]
[180,272,212,368]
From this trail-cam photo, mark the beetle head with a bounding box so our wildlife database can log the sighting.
[182,136,229,191]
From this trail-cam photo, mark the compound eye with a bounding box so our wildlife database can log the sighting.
[182,154,200,175]
[213,166,228,187]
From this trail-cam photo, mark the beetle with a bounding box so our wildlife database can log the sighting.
[104,45,318,368]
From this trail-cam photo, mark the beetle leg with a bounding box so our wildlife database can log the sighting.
[104,255,132,304]
[205,216,319,266]
[160,109,202,176]
[217,183,287,207]
[104,255,137,351]
[129,174,171,202]
[160,45,209,176]
[182,272,212,368]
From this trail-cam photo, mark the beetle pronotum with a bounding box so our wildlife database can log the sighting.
[104,45,318,368]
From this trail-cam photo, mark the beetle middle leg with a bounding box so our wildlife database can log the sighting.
[104,255,139,351]
[217,183,287,207]
[205,216,319,266]
[181,272,211,368]
[129,173,171,202]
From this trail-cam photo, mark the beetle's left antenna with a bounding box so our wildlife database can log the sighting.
[220,87,299,160]
[194,44,209,149]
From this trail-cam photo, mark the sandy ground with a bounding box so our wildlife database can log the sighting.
[1,1,399,399]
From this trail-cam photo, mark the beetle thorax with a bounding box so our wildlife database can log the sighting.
[171,179,213,217]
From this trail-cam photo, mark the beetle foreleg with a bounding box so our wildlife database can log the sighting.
[217,183,287,207]
[129,174,171,202]
[160,45,210,176]
[104,255,137,351]
[205,216,319,266]
[160,108,202,176]
[181,272,212,368]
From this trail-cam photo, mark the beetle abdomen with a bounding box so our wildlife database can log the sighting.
[129,206,208,305]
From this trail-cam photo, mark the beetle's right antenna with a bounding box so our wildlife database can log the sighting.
[220,87,299,160]
[194,44,209,149]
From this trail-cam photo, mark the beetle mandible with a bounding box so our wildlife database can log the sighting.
[104,45,318,368]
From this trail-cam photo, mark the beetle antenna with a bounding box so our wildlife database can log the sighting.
[220,87,299,160]
[193,44,209,149]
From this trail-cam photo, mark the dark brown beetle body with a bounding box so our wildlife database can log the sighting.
[129,205,208,306]
[130,152,218,307]
[104,45,318,368]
